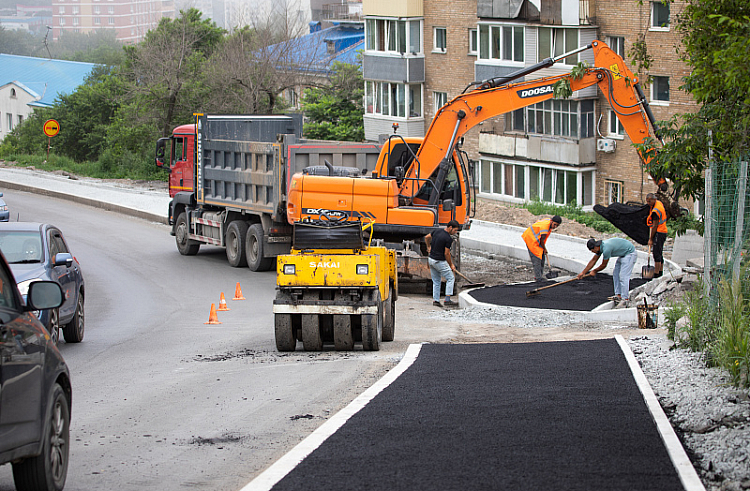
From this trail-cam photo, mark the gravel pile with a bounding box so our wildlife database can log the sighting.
[628,337,750,491]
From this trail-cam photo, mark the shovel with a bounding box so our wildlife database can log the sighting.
[455,269,485,288]
[642,246,655,280]
[544,253,559,279]
[526,276,578,297]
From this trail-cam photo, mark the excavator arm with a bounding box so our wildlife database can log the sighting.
[399,40,663,205]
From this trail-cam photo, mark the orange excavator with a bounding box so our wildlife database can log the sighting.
[286,40,665,247]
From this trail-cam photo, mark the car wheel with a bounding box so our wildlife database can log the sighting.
[62,291,84,343]
[47,308,60,344]
[175,212,200,256]
[12,383,70,491]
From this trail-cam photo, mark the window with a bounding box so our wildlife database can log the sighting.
[72,5,78,13]
[434,91,447,113]
[651,1,670,29]
[365,19,421,54]
[434,27,446,52]
[482,163,592,206]
[651,76,669,103]
[108,5,114,13]
[365,82,421,119]
[94,17,101,24]
[538,27,578,64]
[59,6,65,13]
[609,110,625,136]
[72,17,79,25]
[9,88,16,98]
[468,28,477,55]
[59,17,65,25]
[508,99,594,138]
[605,180,623,204]
[7,113,13,131]
[608,36,625,58]
[478,24,524,62]
[108,17,114,25]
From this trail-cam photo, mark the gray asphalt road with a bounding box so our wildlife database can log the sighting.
[0,190,397,491]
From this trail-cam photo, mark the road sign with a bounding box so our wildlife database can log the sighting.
[43,119,60,138]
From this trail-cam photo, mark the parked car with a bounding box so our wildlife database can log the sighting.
[0,248,71,491]
[0,223,84,344]
[0,192,9,222]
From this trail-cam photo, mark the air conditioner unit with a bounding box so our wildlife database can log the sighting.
[597,138,616,153]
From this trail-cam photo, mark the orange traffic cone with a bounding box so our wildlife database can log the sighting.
[232,282,245,300]
[204,303,221,324]
[218,292,230,311]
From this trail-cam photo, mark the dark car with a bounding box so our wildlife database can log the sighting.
[0,249,71,491]
[0,193,9,222]
[0,223,84,344]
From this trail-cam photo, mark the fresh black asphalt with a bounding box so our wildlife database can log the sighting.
[270,340,685,491]
[469,274,649,311]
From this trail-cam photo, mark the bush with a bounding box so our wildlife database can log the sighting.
[522,200,618,234]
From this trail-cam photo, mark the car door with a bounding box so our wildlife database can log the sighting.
[48,228,76,321]
[0,260,44,452]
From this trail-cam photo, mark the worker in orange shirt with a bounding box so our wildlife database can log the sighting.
[646,193,668,278]
[522,215,562,282]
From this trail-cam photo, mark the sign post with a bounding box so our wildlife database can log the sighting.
[43,119,60,161]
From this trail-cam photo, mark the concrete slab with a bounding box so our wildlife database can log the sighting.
[672,230,704,267]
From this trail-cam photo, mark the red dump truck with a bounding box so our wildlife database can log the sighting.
[155,114,382,271]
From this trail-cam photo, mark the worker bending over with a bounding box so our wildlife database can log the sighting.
[578,238,637,305]
[646,193,668,278]
[522,215,562,282]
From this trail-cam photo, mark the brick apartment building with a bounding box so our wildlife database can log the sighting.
[51,0,175,43]
[361,0,696,211]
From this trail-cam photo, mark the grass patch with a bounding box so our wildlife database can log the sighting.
[1,152,166,182]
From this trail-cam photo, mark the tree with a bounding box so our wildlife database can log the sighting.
[647,0,750,201]
[120,9,225,137]
[301,62,364,141]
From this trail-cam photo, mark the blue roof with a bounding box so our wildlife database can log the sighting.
[272,24,364,75]
[0,54,96,108]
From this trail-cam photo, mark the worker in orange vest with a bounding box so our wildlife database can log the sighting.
[522,215,562,281]
[646,193,668,278]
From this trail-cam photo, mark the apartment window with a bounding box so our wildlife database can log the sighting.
[478,24,524,62]
[108,5,114,13]
[434,27,446,52]
[651,1,670,29]
[538,27,578,64]
[434,91,447,113]
[479,161,525,199]
[365,19,421,55]
[482,164,592,206]
[72,5,78,13]
[72,17,79,25]
[608,36,625,58]
[59,17,65,25]
[17,115,23,125]
[609,110,625,136]
[508,99,594,138]
[108,17,114,24]
[580,100,594,138]
[468,28,477,55]
[651,76,669,103]
[94,17,101,24]
[365,81,422,119]
[59,6,65,13]
[605,180,623,204]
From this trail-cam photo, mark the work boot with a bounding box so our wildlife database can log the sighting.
[444,298,458,308]
[433,301,443,308]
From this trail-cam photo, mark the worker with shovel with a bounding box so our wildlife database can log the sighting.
[522,215,562,282]
[646,193,668,279]
[577,238,637,306]
[425,220,460,308]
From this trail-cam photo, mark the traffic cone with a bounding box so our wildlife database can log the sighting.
[232,282,245,300]
[218,292,230,311]
[204,303,221,324]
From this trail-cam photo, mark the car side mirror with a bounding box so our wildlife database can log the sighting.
[54,252,73,267]
[26,281,64,310]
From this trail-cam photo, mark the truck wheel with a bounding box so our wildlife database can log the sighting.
[275,314,296,351]
[175,212,200,255]
[301,315,322,351]
[246,223,275,272]
[382,291,395,342]
[361,290,382,351]
[226,221,249,267]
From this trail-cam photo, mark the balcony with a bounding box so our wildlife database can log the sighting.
[362,0,422,18]
[478,132,596,166]
[363,54,424,84]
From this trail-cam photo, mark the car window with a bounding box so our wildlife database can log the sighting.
[0,231,43,264]
[0,260,19,309]
[50,231,69,257]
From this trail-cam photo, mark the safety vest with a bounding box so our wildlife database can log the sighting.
[647,200,668,234]
[522,218,553,259]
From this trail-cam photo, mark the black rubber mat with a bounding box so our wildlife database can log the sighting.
[271,341,684,491]
[469,274,649,311]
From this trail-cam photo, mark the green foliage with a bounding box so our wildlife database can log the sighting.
[679,283,717,353]
[628,34,653,81]
[668,211,704,238]
[301,62,364,141]
[715,278,750,387]
[522,200,618,234]
[663,300,687,341]
[552,79,572,99]
[650,1,750,200]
